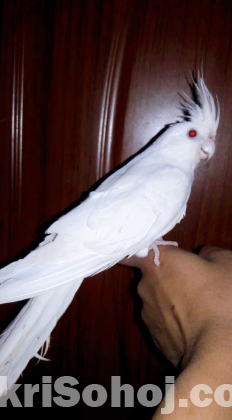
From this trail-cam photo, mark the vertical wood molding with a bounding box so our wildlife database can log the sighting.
[10,22,25,253]
[97,28,127,178]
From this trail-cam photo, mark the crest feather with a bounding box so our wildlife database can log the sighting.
[180,76,220,136]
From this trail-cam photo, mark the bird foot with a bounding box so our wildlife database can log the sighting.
[151,238,178,266]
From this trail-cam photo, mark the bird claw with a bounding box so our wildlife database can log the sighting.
[151,238,178,266]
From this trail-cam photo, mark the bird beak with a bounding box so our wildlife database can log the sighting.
[200,140,216,161]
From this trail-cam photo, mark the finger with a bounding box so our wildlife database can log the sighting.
[137,278,147,300]
[119,249,157,269]
[154,246,208,281]
[198,246,231,263]
[118,255,142,268]
[157,245,192,267]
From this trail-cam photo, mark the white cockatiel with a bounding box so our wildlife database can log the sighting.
[0,76,219,394]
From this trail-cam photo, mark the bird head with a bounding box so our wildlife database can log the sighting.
[155,76,220,170]
[179,76,220,161]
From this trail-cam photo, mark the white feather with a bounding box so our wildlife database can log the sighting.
[0,75,220,393]
[0,283,79,392]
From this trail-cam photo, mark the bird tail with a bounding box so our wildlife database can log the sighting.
[0,281,81,395]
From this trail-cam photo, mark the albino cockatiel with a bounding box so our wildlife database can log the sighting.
[0,76,219,394]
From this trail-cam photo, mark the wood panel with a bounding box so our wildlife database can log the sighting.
[0,0,232,417]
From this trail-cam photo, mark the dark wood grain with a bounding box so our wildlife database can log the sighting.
[0,0,232,416]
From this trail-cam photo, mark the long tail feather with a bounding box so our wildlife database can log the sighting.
[0,281,81,394]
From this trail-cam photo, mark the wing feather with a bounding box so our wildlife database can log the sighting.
[0,163,190,302]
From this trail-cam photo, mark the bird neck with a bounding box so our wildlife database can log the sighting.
[151,141,200,175]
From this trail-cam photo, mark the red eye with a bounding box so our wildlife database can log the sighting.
[188,129,197,138]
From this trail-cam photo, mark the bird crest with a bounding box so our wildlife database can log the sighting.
[180,75,220,138]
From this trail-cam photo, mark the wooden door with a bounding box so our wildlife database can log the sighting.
[0,0,231,417]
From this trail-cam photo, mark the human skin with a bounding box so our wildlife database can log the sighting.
[122,246,232,419]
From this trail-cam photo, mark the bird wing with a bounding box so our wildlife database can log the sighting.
[0,162,190,302]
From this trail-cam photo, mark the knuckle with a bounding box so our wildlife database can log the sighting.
[141,307,147,323]
[137,280,145,299]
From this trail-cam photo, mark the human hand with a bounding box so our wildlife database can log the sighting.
[121,246,232,368]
